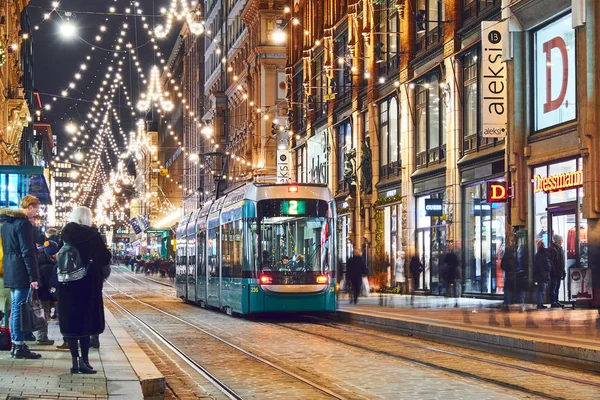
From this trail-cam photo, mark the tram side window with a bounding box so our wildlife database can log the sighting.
[222,220,243,278]
[208,228,219,277]
[198,232,206,276]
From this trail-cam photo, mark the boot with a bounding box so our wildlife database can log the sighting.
[56,339,69,350]
[13,344,42,359]
[71,357,96,374]
[81,355,95,372]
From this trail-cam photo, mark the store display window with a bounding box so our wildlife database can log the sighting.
[415,192,446,294]
[463,182,506,294]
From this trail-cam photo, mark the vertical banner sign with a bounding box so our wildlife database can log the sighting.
[277,150,290,183]
[482,21,507,138]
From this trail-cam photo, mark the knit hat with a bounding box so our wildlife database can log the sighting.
[37,240,59,256]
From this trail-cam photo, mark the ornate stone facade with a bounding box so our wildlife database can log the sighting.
[0,0,31,165]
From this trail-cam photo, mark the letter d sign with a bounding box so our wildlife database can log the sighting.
[487,182,508,203]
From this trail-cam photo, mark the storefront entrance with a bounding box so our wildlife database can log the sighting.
[416,226,446,293]
[547,206,586,302]
[533,158,588,304]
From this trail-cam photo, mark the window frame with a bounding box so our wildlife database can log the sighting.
[415,73,446,169]
[337,120,352,193]
[415,0,444,53]
[379,95,401,179]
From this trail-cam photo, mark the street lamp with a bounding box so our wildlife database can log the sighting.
[59,21,77,39]
[65,121,77,134]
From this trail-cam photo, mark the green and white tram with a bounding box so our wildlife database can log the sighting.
[175,183,337,314]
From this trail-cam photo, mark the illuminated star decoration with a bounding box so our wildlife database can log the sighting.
[155,0,205,38]
[137,66,174,112]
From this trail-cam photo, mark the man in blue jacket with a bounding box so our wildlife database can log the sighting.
[1,195,42,359]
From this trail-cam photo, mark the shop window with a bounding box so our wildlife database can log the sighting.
[415,192,447,294]
[312,54,327,122]
[377,0,401,75]
[383,199,403,283]
[463,183,506,294]
[533,13,576,131]
[415,73,446,169]
[463,0,499,21]
[415,0,444,53]
[379,96,401,179]
[337,121,352,193]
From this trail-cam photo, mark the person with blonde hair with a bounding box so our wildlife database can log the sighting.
[57,206,111,374]
[1,195,42,359]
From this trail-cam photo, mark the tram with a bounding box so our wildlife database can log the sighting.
[175,183,337,314]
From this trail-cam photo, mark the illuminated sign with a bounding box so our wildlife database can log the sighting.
[482,21,507,138]
[280,200,306,216]
[487,182,508,203]
[533,170,583,193]
[424,199,443,217]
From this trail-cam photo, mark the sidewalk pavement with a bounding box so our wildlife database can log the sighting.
[333,292,600,372]
[0,307,163,399]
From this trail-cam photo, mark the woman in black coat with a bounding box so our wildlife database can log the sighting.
[57,206,111,374]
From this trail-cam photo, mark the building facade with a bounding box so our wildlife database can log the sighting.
[287,0,599,301]
[0,0,31,165]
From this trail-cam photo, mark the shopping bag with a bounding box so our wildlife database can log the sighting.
[20,289,47,334]
[0,327,11,351]
[361,276,370,297]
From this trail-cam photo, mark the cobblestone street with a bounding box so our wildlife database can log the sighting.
[104,268,600,399]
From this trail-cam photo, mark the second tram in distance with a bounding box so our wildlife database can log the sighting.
[175,182,337,314]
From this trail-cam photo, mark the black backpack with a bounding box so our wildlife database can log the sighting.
[56,242,92,283]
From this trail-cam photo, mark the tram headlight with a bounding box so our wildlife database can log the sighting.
[316,275,328,284]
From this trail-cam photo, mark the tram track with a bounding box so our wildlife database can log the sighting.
[104,277,347,399]
[263,315,600,400]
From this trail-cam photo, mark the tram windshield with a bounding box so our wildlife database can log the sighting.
[258,199,332,273]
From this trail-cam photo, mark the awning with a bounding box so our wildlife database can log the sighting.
[0,165,52,206]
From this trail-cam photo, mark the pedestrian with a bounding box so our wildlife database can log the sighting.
[549,234,566,308]
[346,249,366,304]
[516,237,528,312]
[394,249,406,294]
[442,251,461,306]
[0,195,42,359]
[57,206,111,374]
[409,255,423,291]
[533,239,551,309]
[501,236,518,311]
[35,240,59,345]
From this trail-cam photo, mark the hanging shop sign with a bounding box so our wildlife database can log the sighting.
[487,182,508,202]
[481,21,507,138]
[534,13,576,131]
[424,198,443,217]
[533,170,583,193]
[277,149,290,183]
[307,130,329,184]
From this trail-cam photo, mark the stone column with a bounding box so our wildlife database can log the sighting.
[583,0,600,305]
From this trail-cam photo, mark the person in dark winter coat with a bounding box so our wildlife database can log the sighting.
[57,206,111,374]
[0,195,42,359]
[533,239,552,309]
[409,255,423,290]
[501,237,519,310]
[549,234,566,308]
[346,249,366,304]
[442,252,461,301]
[35,240,59,345]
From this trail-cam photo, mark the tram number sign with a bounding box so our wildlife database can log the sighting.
[281,200,306,216]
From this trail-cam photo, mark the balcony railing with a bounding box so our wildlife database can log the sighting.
[416,145,446,169]
[379,161,402,180]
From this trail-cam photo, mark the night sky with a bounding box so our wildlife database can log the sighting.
[26,0,180,148]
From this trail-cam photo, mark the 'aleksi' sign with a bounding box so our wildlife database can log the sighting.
[481,21,507,138]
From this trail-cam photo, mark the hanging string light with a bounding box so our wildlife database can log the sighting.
[137,66,174,112]
[154,0,205,38]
